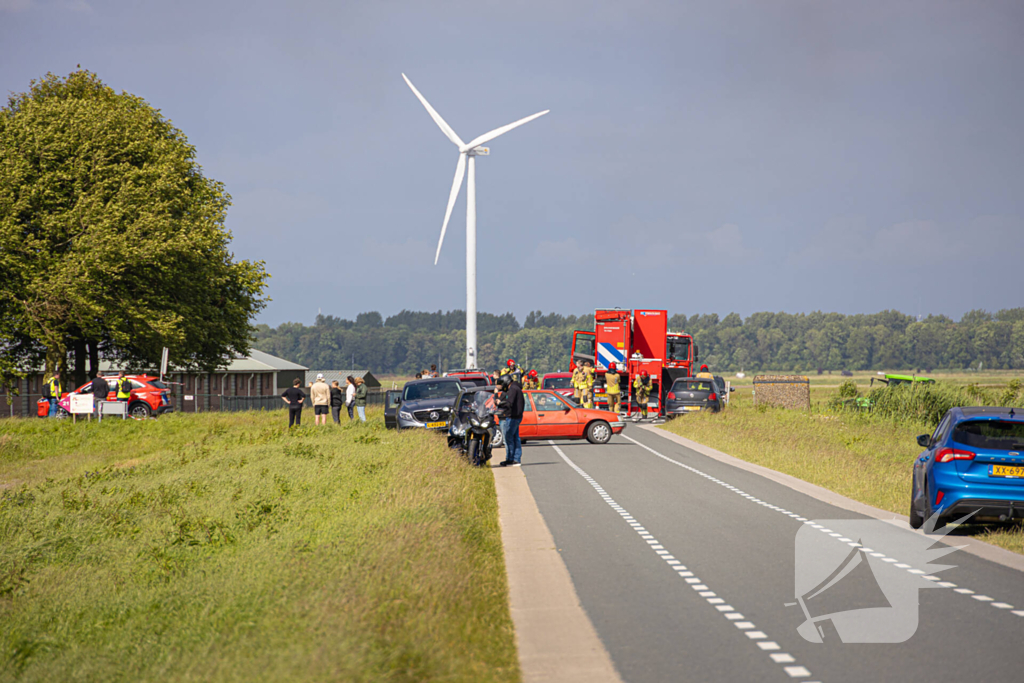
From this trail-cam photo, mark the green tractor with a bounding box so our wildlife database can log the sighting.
[869,374,936,388]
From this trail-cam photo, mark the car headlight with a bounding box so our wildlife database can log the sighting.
[399,411,414,421]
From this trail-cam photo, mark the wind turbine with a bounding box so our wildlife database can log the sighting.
[403,73,548,369]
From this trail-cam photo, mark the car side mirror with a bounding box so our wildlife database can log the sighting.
[916,434,931,448]
[564,407,571,413]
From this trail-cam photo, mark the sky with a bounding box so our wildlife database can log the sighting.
[2,0,1023,327]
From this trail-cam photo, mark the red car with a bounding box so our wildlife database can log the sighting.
[58,375,173,419]
[540,372,575,399]
[445,369,493,388]
[520,390,624,444]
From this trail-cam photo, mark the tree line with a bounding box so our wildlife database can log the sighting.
[0,70,269,392]
[254,308,1024,376]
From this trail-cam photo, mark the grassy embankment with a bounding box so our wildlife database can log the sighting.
[661,381,1024,555]
[0,410,518,683]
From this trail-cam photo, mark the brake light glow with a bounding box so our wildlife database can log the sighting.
[667,392,676,400]
[709,393,717,402]
[935,447,975,463]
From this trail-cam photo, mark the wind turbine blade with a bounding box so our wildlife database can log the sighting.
[402,73,465,148]
[461,109,550,151]
[435,153,467,265]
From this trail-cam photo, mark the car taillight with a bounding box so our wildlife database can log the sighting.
[935,447,975,463]
[709,392,717,402]
[667,392,676,400]
[935,490,945,506]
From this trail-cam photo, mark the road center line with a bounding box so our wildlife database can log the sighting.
[621,433,1023,618]
[548,441,820,682]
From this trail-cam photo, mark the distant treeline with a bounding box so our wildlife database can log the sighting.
[253,308,1024,375]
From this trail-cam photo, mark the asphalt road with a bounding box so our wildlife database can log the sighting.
[520,426,1024,683]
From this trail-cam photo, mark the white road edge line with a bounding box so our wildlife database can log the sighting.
[622,433,1023,619]
[548,440,819,681]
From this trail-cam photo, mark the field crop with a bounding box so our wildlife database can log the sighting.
[0,410,518,683]
[660,391,1024,555]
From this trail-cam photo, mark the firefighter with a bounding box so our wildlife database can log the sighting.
[523,369,540,390]
[115,371,133,402]
[43,371,62,418]
[604,363,621,415]
[500,358,523,384]
[633,370,652,420]
[581,361,595,409]
[571,360,584,403]
[695,364,714,379]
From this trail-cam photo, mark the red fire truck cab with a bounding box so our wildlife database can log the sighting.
[570,309,697,418]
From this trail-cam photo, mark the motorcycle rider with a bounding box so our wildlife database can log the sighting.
[497,374,525,467]
[604,363,621,415]
[633,370,652,420]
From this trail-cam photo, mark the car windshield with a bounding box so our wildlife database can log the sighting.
[674,380,713,392]
[954,420,1024,450]
[543,376,573,390]
[403,380,461,402]
[667,337,691,361]
[148,380,168,389]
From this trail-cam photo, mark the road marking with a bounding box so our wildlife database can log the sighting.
[548,441,817,681]
[622,433,1024,620]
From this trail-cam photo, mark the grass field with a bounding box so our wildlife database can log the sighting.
[0,410,518,683]
[660,391,1024,555]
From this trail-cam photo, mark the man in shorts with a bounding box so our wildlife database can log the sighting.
[310,373,331,426]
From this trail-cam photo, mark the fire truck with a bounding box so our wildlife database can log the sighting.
[570,309,698,418]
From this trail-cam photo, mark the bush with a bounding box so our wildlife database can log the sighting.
[837,380,859,399]
[869,381,1024,427]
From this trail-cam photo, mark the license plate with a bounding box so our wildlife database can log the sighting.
[683,406,701,412]
[991,464,1024,478]
[426,421,447,429]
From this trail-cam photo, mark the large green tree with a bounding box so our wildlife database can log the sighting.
[0,70,268,387]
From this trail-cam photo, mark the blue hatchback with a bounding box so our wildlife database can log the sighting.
[910,406,1024,531]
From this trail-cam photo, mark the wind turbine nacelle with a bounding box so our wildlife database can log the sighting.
[468,146,490,156]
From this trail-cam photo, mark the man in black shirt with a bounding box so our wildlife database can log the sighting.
[498,375,525,467]
[91,372,109,416]
[281,378,306,427]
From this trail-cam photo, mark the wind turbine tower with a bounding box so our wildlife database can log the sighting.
[403,74,548,369]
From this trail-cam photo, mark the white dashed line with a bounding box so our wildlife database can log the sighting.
[548,441,818,682]
[622,433,1024,621]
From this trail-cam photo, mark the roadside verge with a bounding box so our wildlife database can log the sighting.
[492,465,623,683]
[641,424,1024,574]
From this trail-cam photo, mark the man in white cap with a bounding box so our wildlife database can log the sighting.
[310,373,331,426]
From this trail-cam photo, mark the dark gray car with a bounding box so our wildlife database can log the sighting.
[665,377,721,415]
[396,378,463,430]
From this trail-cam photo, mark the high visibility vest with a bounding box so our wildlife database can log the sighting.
[47,378,61,399]
[633,376,651,395]
[604,372,621,395]
[583,368,595,389]
[116,378,132,400]
[571,368,584,389]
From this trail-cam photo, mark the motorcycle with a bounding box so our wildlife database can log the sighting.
[449,389,499,467]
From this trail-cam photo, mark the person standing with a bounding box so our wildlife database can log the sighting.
[91,371,110,416]
[633,370,652,420]
[281,378,305,427]
[429,364,440,378]
[604,363,621,415]
[695,364,714,379]
[581,362,596,409]
[330,380,345,424]
[523,369,539,390]
[115,371,132,403]
[571,360,584,404]
[44,371,62,418]
[345,376,356,420]
[498,375,525,467]
[310,373,331,426]
[354,376,368,422]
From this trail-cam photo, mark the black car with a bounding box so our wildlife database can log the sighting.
[394,377,463,431]
[665,377,721,415]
